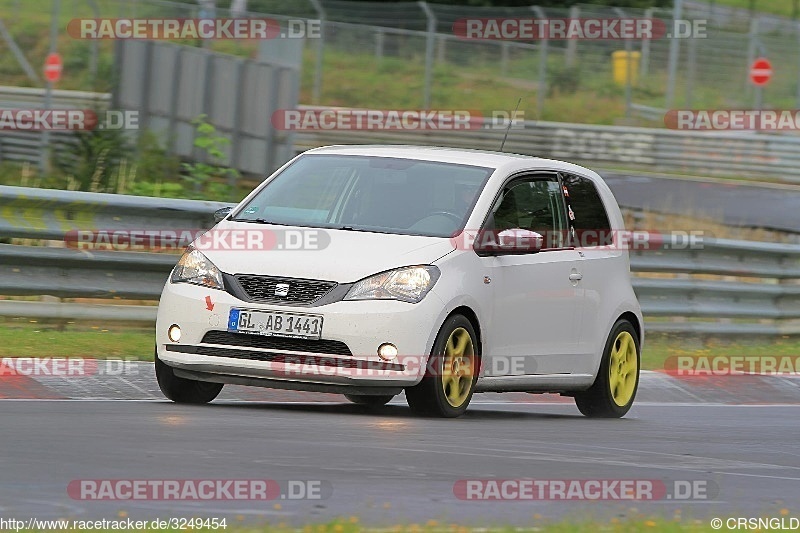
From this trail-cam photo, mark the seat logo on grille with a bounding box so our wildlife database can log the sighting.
[274,283,290,297]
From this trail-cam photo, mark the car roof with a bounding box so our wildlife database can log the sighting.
[304,145,602,179]
[301,145,622,231]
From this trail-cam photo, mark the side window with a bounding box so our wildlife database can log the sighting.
[560,173,612,247]
[488,176,567,249]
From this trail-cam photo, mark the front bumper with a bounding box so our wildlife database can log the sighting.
[156,281,444,389]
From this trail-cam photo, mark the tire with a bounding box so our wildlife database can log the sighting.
[574,319,640,418]
[155,349,223,404]
[344,394,394,406]
[405,314,480,418]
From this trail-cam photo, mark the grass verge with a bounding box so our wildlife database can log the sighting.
[1,321,798,370]
[0,321,153,359]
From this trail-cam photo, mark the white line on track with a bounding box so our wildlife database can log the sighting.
[1,398,800,407]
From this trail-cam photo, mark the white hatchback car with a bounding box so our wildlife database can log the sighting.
[156,146,643,418]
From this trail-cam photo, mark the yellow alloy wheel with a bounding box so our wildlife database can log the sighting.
[608,331,638,407]
[441,327,476,407]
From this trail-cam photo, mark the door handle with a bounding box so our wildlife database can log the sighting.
[569,272,583,281]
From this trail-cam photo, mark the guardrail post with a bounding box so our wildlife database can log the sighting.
[419,1,436,109]
[309,0,325,105]
[685,25,697,108]
[263,65,282,174]
[796,21,800,108]
[665,0,683,109]
[745,17,759,97]
[375,28,384,60]
[138,40,154,136]
[565,5,579,67]
[641,7,653,77]
[230,58,246,184]
[436,34,446,64]
[614,7,633,119]
[531,6,548,120]
[85,0,100,85]
[40,0,61,175]
[167,47,183,155]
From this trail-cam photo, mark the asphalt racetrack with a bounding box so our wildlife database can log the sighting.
[1,365,799,526]
[603,172,800,234]
[2,174,799,526]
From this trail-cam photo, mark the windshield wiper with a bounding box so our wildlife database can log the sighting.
[332,225,398,235]
[229,218,290,226]
[335,225,376,232]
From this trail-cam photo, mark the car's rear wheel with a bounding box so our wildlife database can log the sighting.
[574,319,640,418]
[344,394,394,406]
[155,350,223,404]
[405,314,479,418]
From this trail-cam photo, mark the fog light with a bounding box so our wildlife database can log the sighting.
[168,324,182,342]
[377,343,398,361]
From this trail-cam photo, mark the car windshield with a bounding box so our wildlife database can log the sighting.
[232,154,494,237]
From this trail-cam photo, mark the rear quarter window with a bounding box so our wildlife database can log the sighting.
[561,173,612,247]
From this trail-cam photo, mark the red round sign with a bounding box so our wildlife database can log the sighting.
[750,58,772,86]
[43,52,63,83]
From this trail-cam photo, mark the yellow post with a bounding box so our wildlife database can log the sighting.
[612,50,641,86]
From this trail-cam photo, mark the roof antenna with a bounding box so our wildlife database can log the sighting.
[499,98,522,153]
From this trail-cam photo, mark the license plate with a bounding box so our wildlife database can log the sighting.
[228,309,323,339]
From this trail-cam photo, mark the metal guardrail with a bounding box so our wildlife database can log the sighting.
[0,243,176,300]
[3,86,800,183]
[0,185,231,240]
[631,241,800,335]
[1,187,798,335]
[0,86,109,164]
[0,86,110,107]
[293,121,800,184]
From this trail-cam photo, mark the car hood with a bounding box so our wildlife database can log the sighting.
[200,221,456,283]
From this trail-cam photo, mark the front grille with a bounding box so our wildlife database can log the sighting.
[202,330,352,356]
[235,275,337,305]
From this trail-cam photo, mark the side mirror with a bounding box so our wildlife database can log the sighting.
[213,206,233,223]
[473,228,543,256]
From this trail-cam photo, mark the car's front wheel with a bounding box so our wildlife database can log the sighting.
[574,319,640,418]
[405,314,479,418]
[155,350,223,404]
[344,394,394,406]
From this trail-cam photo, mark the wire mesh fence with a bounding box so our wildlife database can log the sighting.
[3,0,800,127]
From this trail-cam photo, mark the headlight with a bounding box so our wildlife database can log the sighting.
[344,266,440,304]
[171,249,224,290]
